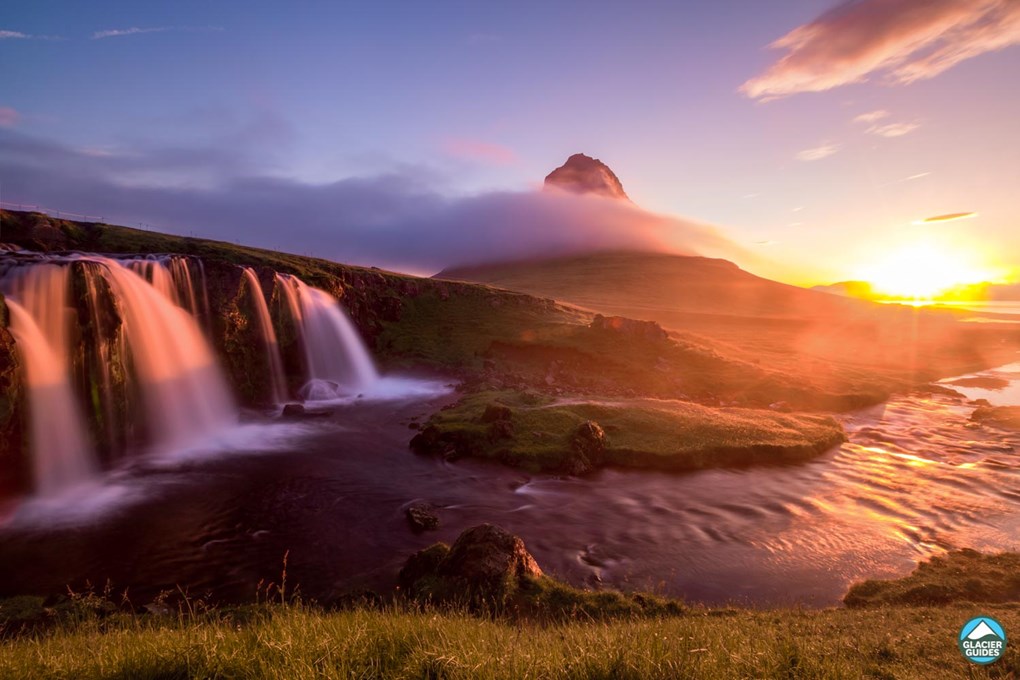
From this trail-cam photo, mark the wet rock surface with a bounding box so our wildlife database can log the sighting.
[405,502,440,533]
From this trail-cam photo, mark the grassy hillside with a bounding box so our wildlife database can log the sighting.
[1,600,1017,679]
[0,210,906,410]
[438,250,1020,386]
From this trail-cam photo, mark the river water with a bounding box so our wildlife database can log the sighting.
[0,363,1018,607]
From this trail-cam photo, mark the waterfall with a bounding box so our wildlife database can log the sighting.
[89,258,236,451]
[241,267,288,403]
[276,274,379,400]
[127,256,207,322]
[5,290,96,495]
[0,253,393,498]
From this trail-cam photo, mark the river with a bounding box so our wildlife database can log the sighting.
[0,363,1018,607]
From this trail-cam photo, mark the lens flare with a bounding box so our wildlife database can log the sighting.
[859,242,992,299]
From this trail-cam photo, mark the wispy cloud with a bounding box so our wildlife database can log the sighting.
[796,142,839,161]
[92,25,223,40]
[741,0,1020,99]
[0,28,61,40]
[853,110,889,124]
[920,211,977,223]
[0,107,20,128]
[852,110,921,137]
[868,121,920,137]
[441,138,517,165]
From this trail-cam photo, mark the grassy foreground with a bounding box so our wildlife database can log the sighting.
[1,601,1018,679]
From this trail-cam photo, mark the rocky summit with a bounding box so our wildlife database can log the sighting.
[543,153,630,201]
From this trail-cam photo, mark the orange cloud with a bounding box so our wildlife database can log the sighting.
[742,0,1020,99]
[441,138,517,165]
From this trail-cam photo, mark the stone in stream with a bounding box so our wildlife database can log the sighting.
[280,403,330,419]
[405,502,440,533]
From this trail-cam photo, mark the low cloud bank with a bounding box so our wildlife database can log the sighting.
[0,129,744,274]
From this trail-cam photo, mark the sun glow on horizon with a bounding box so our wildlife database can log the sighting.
[858,241,995,300]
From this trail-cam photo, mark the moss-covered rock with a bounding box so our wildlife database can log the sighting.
[0,293,26,496]
[398,524,685,619]
[844,549,1020,608]
[412,389,846,474]
[67,261,138,462]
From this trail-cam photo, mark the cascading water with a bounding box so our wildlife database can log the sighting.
[276,274,379,400]
[0,253,399,499]
[4,286,96,496]
[240,267,288,403]
[126,256,208,323]
[2,256,237,478]
[89,257,236,452]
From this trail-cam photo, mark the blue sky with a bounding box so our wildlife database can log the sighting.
[2,1,1019,284]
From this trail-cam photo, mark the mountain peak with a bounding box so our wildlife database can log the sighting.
[544,153,630,201]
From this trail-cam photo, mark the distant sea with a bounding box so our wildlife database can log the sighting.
[880,300,1020,320]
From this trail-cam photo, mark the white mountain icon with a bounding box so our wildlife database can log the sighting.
[966,620,1000,640]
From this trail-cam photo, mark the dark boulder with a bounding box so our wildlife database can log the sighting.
[405,502,440,533]
[565,420,608,475]
[280,403,329,419]
[398,524,542,609]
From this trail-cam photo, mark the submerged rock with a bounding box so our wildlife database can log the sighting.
[970,406,1020,430]
[398,523,542,608]
[947,376,1009,390]
[405,502,440,533]
[280,403,329,419]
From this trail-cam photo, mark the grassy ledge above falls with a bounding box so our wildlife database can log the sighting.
[411,389,846,474]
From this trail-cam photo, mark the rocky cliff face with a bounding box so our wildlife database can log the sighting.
[543,153,630,201]
[0,295,25,496]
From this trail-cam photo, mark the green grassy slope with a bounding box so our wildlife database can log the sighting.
[1,600,1016,679]
[412,389,845,473]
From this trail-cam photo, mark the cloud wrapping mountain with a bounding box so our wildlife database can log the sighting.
[0,130,741,274]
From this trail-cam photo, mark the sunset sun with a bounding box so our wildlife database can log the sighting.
[859,242,992,300]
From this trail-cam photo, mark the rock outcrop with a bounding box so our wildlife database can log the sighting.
[405,501,440,533]
[566,420,608,475]
[398,523,542,609]
[589,314,668,341]
[544,153,630,201]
